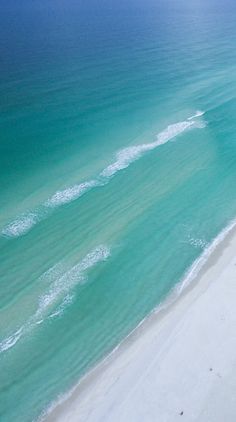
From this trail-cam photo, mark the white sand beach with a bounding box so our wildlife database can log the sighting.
[47,224,236,422]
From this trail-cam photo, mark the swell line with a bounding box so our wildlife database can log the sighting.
[0,245,111,353]
[2,111,205,238]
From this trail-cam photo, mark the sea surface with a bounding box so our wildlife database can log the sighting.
[1,1,236,421]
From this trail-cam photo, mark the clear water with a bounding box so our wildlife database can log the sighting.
[1,1,236,420]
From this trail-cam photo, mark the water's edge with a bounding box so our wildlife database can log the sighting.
[40,215,236,421]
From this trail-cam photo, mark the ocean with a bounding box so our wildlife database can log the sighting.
[1,1,236,420]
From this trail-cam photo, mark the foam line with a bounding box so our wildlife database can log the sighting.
[0,245,111,353]
[100,117,205,178]
[36,245,110,318]
[1,111,205,238]
[45,180,101,208]
[188,110,205,120]
[0,327,24,353]
[1,212,39,238]
[178,217,236,293]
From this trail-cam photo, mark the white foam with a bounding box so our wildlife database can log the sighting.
[100,145,149,178]
[123,214,230,343]
[39,263,65,283]
[155,119,205,145]
[187,236,207,249]
[1,181,101,237]
[101,117,205,178]
[188,110,205,120]
[48,294,73,319]
[2,111,205,238]
[0,327,24,353]
[178,217,236,294]
[45,180,101,208]
[37,245,110,318]
[0,245,111,354]
[2,212,38,238]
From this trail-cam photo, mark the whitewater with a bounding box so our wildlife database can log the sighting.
[1,112,205,238]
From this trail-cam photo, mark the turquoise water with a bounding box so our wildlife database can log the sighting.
[1,1,236,420]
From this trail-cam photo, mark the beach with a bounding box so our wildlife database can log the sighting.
[46,224,236,422]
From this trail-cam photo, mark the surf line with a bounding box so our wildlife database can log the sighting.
[0,245,111,353]
[2,111,205,238]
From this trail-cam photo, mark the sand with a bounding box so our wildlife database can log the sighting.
[46,224,236,422]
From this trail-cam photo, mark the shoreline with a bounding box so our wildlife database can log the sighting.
[45,219,236,422]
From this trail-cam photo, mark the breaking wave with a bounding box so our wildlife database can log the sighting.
[2,111,205,238]
[187,110,205,120]
[2,212,40,238]
[36,245,110,318]
[101,116,205,177]
[0,245,111,353]
[177,217,236,293]
[45,180,101,208]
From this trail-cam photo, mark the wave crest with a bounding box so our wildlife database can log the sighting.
[0,245,111,353]
[101,114,205,178]
[45,180,101,208]
[2,212,39,238]
[2,111,205,238]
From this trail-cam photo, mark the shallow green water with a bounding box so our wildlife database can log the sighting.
[1,1,236,421]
